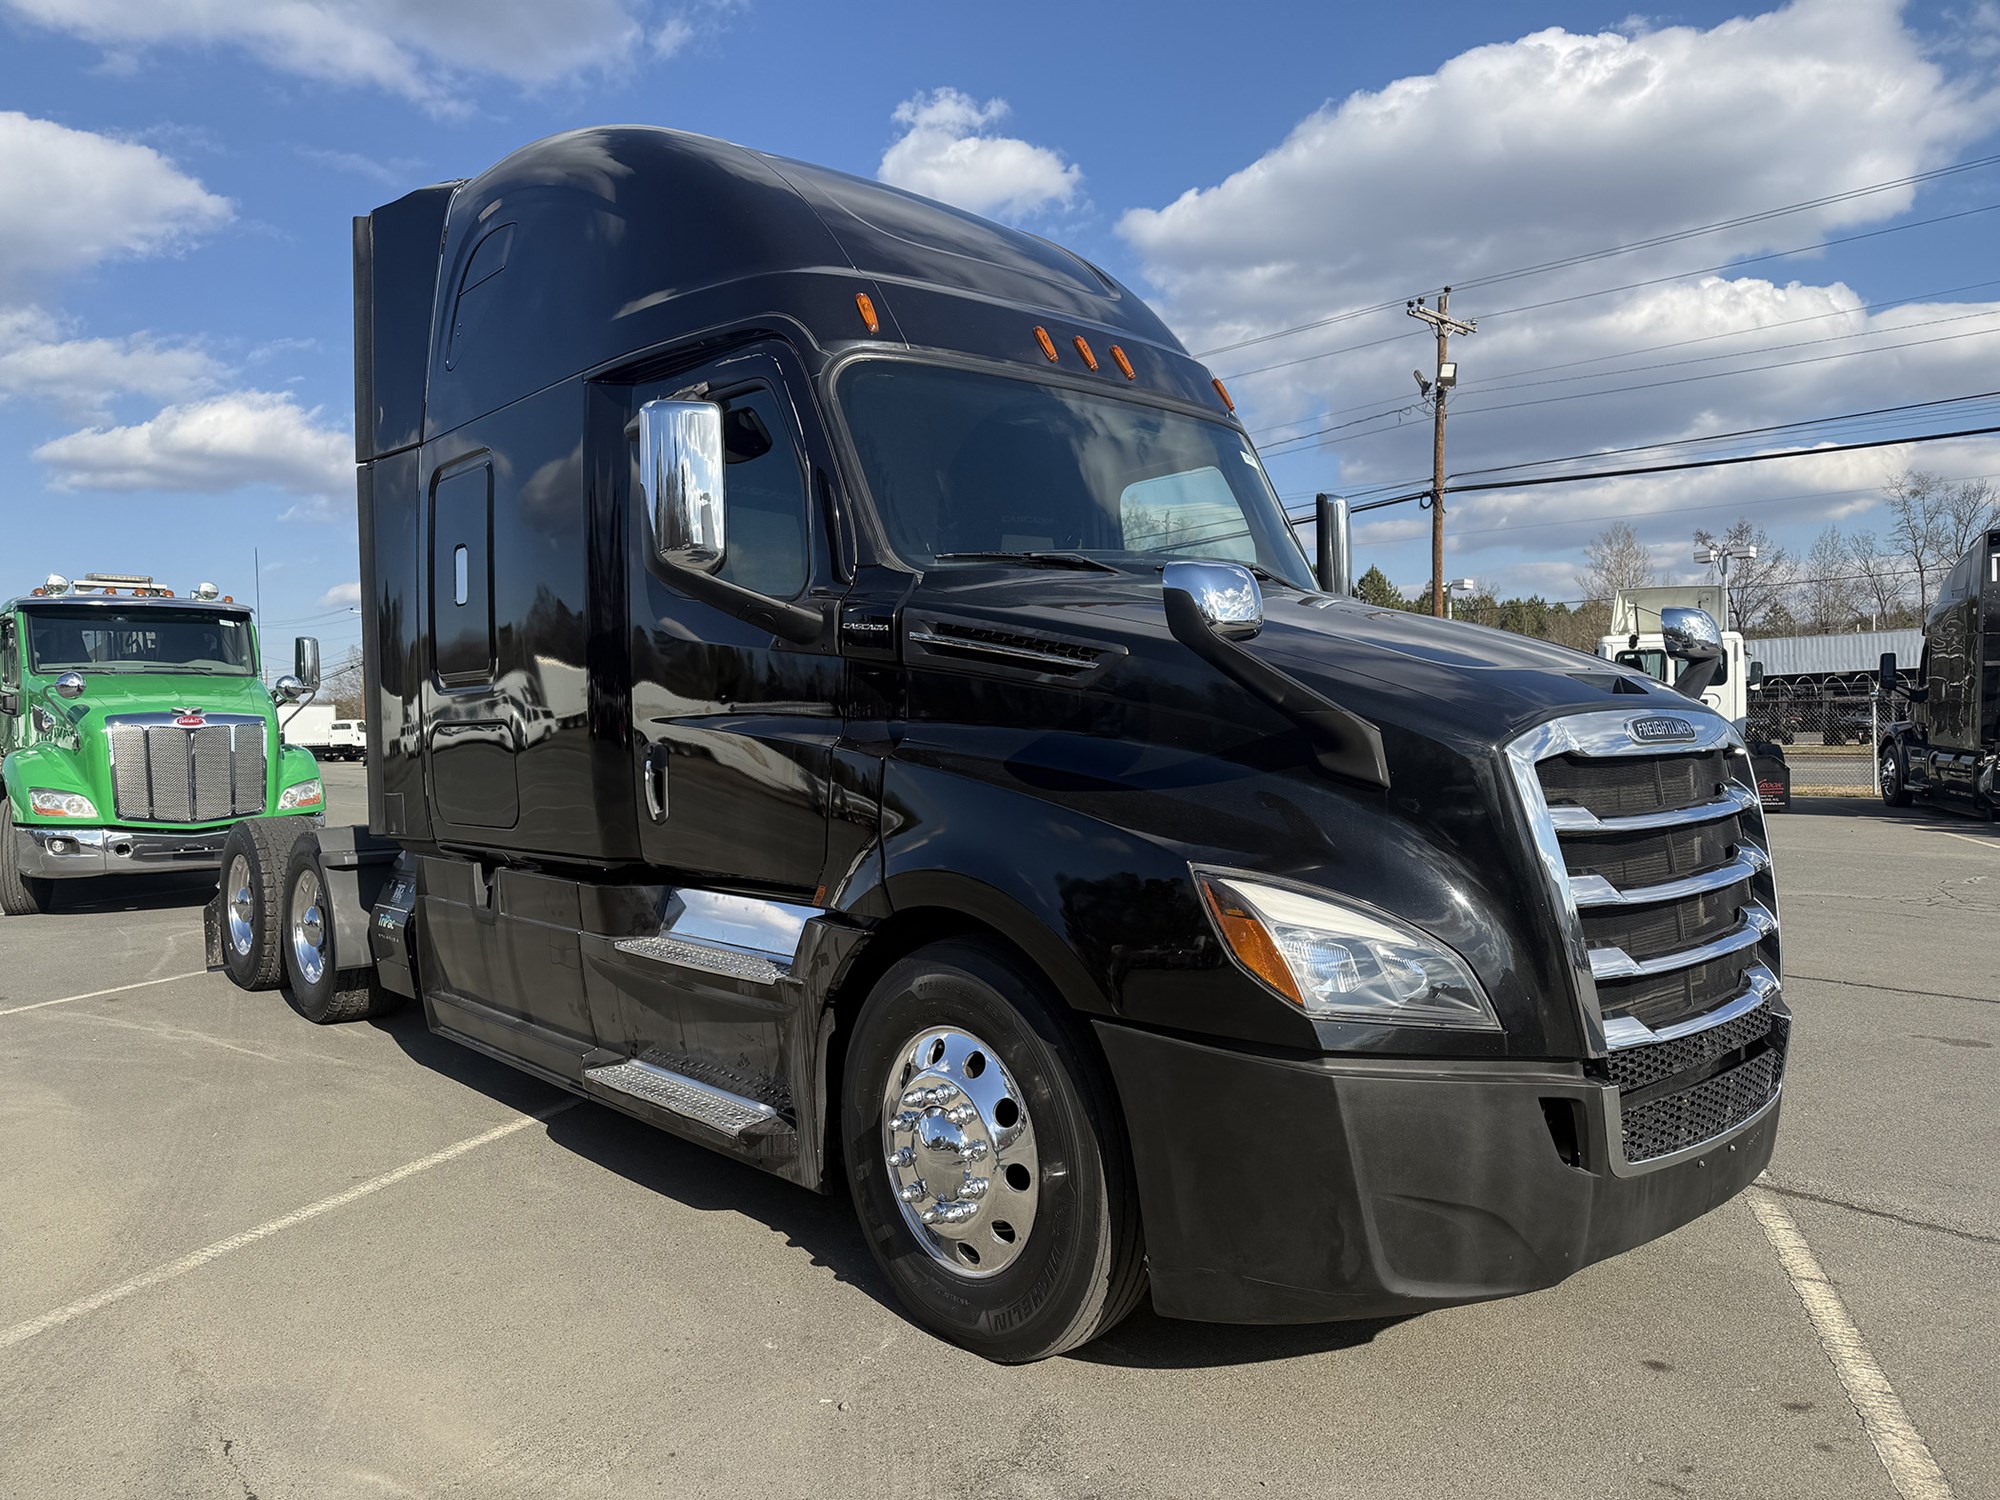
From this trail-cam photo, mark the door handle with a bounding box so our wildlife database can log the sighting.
[644,743,668,822]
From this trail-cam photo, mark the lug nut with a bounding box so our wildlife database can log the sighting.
[960,1140,990,1162]
[891,1111,921,1135]
[897,1181,928,1203]
[929,1083,959,1105]
[960,1176,989,1200]
[945,1104,976,1127]
[886,1147,914,1169]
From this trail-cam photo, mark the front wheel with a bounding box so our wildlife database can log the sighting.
[0,801,55,916]
[217,819,312,989]
[840,940,1145,1362]
[1880,744,1913,808]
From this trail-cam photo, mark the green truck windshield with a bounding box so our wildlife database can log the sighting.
[25,608,256,675]
[839,361,1317,590]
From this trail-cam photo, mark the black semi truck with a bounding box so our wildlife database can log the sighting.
[208,127,1789,1362]
[1878,529,2000,816]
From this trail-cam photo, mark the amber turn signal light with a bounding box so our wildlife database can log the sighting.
[1199,876,1303,1006]
[1034,326,1059,362]
[1211,376,1235,412]
[855,292,880,334]
[1072,336,1099,371]
[1109,344,1135,380]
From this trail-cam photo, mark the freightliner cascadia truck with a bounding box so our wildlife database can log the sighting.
[1,572,327,914]
[1877,528,1999,816]
[207,128,1789,1361]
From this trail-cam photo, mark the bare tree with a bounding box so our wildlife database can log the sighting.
[1574,521,1654,604]
[1878,471,1997,619]
[320,645,367,718]
[1693,519,1796,634]
[1842,527,1909,628]
[1798,525,1854,634]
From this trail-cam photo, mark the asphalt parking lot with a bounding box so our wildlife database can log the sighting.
[2,764,1994,1498]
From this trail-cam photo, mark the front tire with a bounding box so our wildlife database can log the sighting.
[1880,743,1913,808]
[840,939,1145,1362]
[0,801,55,916]
[280,841,402,1023]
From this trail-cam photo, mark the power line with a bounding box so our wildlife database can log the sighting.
[1259,321,2000,453]
[1221,199,2000,389]
[1195,151,2000,360]
[1346,420,2000,512]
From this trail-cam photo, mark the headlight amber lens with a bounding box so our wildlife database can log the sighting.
[277,779,324,811]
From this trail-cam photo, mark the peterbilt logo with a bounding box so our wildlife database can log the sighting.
[1629,715,1696,744]
[172,708,206,728]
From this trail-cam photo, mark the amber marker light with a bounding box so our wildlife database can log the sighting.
[1109,344,1135,380]
[855,291,880,334]
[1212,376,1235,412]
[1072,336,1099,371]
[1034,326,1060,362]
[1199,874,1303,1006]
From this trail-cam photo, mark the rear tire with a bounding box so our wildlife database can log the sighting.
[0,801,55,916]
[840,939,1146,1362]
[280,840,403,1023]
[217,819,312,989]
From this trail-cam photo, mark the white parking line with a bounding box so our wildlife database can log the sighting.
[1933,829,1999,852]
[0,1098,576,1352]
[0,970,208,1018]
[1747,1185,1952,1500]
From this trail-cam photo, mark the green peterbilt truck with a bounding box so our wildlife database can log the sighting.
[0,572,328,915]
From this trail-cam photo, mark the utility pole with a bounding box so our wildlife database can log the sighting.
[1695,539,1757,635]
[1406,288,1476,617]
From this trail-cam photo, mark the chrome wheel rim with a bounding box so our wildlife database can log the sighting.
[226,855,256,957]
[881,1025,1039,1279]
[290,868,328,986]
[1881,753,1898,796]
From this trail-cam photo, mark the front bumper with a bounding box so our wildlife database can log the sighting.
[1096,1022,1782,1324]
[13,816,323,879]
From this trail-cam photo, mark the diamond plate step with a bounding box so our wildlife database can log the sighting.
[583,1059,780,1138]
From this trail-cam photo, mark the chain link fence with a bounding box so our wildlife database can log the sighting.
[1746,687,1892,797]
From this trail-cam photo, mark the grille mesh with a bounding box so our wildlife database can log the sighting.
[1580,881,1748,964]
[1564,819,1740,889]
[1538,750,1728,818]
[1621,1038,1784,1163]
[1607,1000,1776,1092]
[1597,946,1774,1029]
[107,719,265,823]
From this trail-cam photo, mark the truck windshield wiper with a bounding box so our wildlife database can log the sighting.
[933,551,1121,574]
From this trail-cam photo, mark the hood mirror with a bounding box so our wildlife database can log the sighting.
[53,671,87,700]
[272,674,308,705]
[637,397,727,574]
[1660,607,1722,662]
[1162,561,1263,640]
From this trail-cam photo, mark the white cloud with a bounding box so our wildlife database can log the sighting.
[1,0,708,108]
[0,111,231,297]
[319,581,362,607]
[0,306,222,415]
[295,146,426,188]
[878,88,1082,219]
[33,391,351,502]
[1115,0,2000,596]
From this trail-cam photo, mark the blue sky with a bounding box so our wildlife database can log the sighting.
[1,0,1997,662]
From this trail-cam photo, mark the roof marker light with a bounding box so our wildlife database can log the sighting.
[1109,345,1135,380]
[44,573,70,595]
[1072,336,1099,371]
[855,292,880,334]
[193,581,219,601]
[1212,376,1235,412]
[1033,326,1059,362]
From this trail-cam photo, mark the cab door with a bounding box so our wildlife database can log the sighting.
[591,342,845,1114]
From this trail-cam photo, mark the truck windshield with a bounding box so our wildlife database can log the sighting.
[838,361,1317,589]
[25,607,257,676]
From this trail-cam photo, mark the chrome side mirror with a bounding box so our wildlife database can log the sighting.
[294,635,321,691]
[1660,607,1722,663]
[1314,493,1352,596]
[1163,560,1263,640]
[53,671,86,700]
[637,397,726,574]
[273,674,308,704]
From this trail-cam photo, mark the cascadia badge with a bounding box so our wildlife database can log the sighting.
[1629,715,1696,745]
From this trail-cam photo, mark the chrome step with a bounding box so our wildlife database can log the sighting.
[613,934,788,985]
[583,1059,780,1137]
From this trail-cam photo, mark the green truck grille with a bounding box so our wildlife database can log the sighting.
[105,715,267,824]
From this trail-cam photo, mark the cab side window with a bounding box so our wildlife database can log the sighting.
[712,385,808,600]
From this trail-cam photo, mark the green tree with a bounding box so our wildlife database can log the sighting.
[1355,565,1410,611]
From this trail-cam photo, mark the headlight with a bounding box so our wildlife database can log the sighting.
[1196,869,1498,1029]
[28,788,98,819]
[277,779,324,811]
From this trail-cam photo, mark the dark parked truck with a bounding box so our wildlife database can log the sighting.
[208,128,1789,1361]
[1878,529,1999,817]
[0,572,327,914]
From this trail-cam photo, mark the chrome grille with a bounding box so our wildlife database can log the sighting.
[105,715,267,823]
[1507,710,1785,1168]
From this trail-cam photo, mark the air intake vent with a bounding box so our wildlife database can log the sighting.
[906,618,1121,679]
